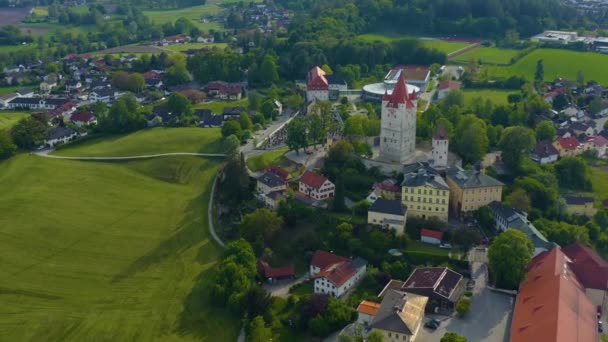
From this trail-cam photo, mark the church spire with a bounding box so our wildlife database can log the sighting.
[386,70,415,108]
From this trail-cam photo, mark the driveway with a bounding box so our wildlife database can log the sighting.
[263,275,309,298]
[416,250,513,342]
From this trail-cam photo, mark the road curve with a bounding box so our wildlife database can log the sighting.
[35,152,226,160]
[207,172,225,248]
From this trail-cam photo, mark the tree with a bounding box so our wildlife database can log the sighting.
[505,188,532,212]
[260,99,278,120]
[441,332,468,342]
[367,330,384,342]
[219,153,251,208]
[212,239,256,310]
[456,298,471,317]
[554,157,592,191]
[239,112,253,131]
[441,89,464,111]
[243,286,272,319]
[451,228,481,252]
[488,229,534,289]
[10,116,48,149]
[248,316,272,342]
[535,121,556,141]
[0,131,17,160]
[284,94,304,109]
[534,218,590,245]
[225,134,240,156]
[498,126,535,171]
[240,208,284,244]
[321,64,333,75]
[453,115,488,164]
[167,63,190,85]
[97,95,145,134]
[552,94,568,111]
[258,55,279,86]
[286,117,307,154]
[222,120,243,139]
[534,59,544,83]
[167,92,192,117]
[308,113,326,147]
[248,90,262,110]
[332,176,346,212]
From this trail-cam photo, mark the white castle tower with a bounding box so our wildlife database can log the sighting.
[379,72,418,163]
[431,122,449,168]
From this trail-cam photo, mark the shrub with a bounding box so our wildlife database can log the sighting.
[456,298,471,317]
[464,291,473,297]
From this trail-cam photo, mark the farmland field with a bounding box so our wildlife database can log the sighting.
[0,152,236,341]
[0,7,32,27]
[0,112,30,131]
[485,49,608,84]
[453,47,522,65]
[463,89,513,106]
[92,44,168,56]
[163,42,228,52]
[143,5,223,31]
[53,127,225,157]
[356,33,471,54]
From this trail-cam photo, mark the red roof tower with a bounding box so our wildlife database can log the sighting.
[383,71,416,109]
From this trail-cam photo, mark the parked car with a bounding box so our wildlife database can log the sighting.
[598,305,603,318]
[466,280,476,290]
[424,319,440,330]
[598,321,603,333]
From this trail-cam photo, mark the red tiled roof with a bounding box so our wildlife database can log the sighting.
[257,260,295,279]
[434,122,448,140]
[300,170,329,189]
[70,111,95,122]
[421,228,443,240]
[438,80,461,90]
[265,165,289,180]
[357,300,381,316]
[311,250,351,270]
[315,261,356,287]
[562,243,608,290]
[383,72,416,109]
[143,71,162,79]
[556,137,580,150]
[587,135,608,147]
[511,247,597,342]
[307,66,328,90]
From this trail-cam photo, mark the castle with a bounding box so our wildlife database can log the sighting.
[379,72,418,164]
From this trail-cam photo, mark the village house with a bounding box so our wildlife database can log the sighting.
[356,300,381,326]
[531,140,559,164]
[222,106,246,121]
[69,111,97,127]
[445,164,504,216]
[381,267,465,314]
[570,121,596,137]
[7,97,70,111]
[44,126,78,147]
[257,259,294,283]
[310,250,367,298]
[206,81,243,100]
[584,135,608,158]
[511,247,598,342]
[16,89,34,98]
[401,162,450,221]
[48,101,77,119]
[367,198,407,235]
[562,243,608,308]
[366,178,401,202]
[198,110,223,128]
[553,136,583,157]
[368,290,428,342]
[256,172,287,210]
[298,170,335,201]
[196,35,215,43]
[565,196,597,217]
[436,80,461,100]
[89,88,119,103]
[0,93,17,108]
[40,78,58,93]
[65,79,82,92]
[305,66,348,102]
[420,228,443,245]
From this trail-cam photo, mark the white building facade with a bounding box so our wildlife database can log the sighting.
[380,72,417,164]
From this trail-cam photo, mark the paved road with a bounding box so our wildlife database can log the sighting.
[263,275,309,298]
[35,151,227,160]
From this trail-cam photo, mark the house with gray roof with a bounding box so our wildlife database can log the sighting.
[368,290,428,342]
[45,126,77,147]
[368,198,407,235]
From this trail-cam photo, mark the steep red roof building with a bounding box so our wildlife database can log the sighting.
[383,72,416,109]
[310,250,351,271]
[306,66,329,90]
[562,243,608,291]
[556,136,581,150]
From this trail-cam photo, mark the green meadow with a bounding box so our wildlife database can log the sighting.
[163,42,228,52]
[0,112,30,131]
[463,89,513,106]
[355,33,471,54]
[453,47,522,65]
[246,147,289,171]
[143,5,224,32]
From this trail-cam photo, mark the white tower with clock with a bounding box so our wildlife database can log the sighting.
[379,71,418,163]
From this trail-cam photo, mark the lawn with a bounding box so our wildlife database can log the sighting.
[0,154,237,341]
[246,147,289,172]
[453,47,522,65]
[143,5,224,32]
[0,111,29,131]
[163,42,228,52]
[486,49,608,84]
[0,85,20,95]
[590,167,608,205]
[463,89,514,106]
[194,99,248,114]
[53,127,225,157]
[405,241,455,257]
[356,33,470,54]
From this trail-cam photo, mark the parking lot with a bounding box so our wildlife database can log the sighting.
[416,250,513,342]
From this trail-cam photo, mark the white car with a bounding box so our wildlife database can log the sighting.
[439,243,452,249]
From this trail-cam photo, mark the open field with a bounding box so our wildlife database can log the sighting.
[356,33,471,54]
[90,44,168,56]
[0,7,32,27]
[53,127,224,157]
[246,147,289,171]
[485,49,608,84]
[0,86,20,95]
[590,167,608,205]
[163,42,228,52]
[0,154,236,341]
[194,99,248,114]
[30,6,48,17]
[453,47,522,65]
[144,5,223,31]
[0,112,29,131]
[406,241,457,257]
[463,89,513,106]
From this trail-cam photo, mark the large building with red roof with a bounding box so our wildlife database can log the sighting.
[553,136,583,157]
[511,247,598,342]
[310,250,367,297]
[562,243,608,307]
[379,70,418,164]
[305,66,347,102]
[298,170,335,201]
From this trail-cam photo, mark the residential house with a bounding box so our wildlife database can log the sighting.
[356,300,381,326]
[565,196,597,217]
[48,101,76,119]
[16,89,34,98]
[0,93,17,108]
[368,290,428,342]
[420,228,443,245]
[196,35,215,43]
[531,140,559,164]
[436,80,461,100]
[265,165,289,181]
[562,243,608,308]
[562,106,584,118]
[402,162,450,221]
[3,65,22,73]
[145,78,164,89]
[298,170,335,201]
[65,79,82,92]
[584,135,608,158]
[199,112,223,128]
[257,260,294,283]
[222,106,246,121]
[206,81,243,100]
[488,201,555,256]
[369,178,401,201]
[7,97,70,110]
[40,79,58,93]
[89,88,118,103]
[367,198,407,235]
[382,267,465,313]
[570,121,595,137]
[69,111,97,127]
[511,247,598,342]
[445,164,504,216]
[160,34,191,45]
[257,172,287,209]
[119,54,137,63]
[553,136,583,157]
[45,126,77,147]
[310,250,367,297]
[273,99,283,115]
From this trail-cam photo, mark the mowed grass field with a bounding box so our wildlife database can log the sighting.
[453,47,521,65]
[355,33,471,54]
[246,147,288,171]
[486,49,608,84]
[143,5,223,32]
[0,112,30,131]
[53,127,225,157]
[463,89,513,106]
[0,153,237,341]
[163,42,228,52]
[194,99,248,114]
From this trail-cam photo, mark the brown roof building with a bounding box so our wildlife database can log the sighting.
[511,247,598,342]
[562,243,608,307]
[369,290,428,341]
